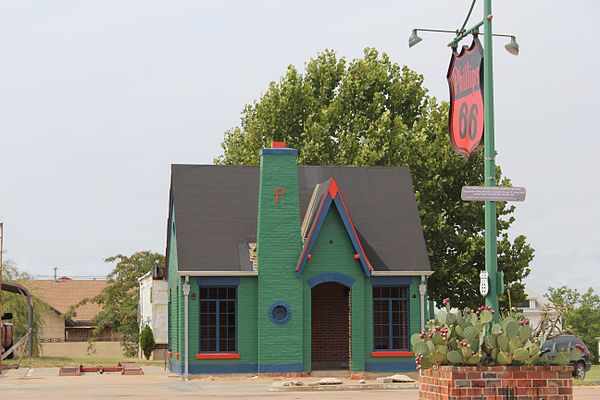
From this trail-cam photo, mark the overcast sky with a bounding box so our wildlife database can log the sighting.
[1,1,598,296]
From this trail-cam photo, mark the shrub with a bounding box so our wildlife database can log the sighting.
[139,325,155,360]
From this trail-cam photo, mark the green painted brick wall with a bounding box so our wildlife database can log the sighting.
[301,207,368,372]
[256,150,304,368]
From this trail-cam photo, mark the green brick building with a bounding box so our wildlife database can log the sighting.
[165,142,432,377]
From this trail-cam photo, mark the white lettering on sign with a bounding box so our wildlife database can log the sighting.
[461,186,526,202]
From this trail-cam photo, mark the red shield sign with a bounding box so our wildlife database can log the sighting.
[447,38,484,157]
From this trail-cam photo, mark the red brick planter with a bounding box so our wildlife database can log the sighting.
[419,365,573,400]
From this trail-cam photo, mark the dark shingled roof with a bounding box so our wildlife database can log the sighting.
[170,165,430,273]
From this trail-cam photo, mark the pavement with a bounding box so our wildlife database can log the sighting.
[1,366,599,399]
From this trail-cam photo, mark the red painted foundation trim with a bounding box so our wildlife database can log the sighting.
[168,351,172,358]
[271,141,286,148]
[195,353,241,360]
[370,351,414,357]
[175,353,180,359]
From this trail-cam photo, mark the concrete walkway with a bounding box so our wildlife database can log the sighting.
[1,366,599,399]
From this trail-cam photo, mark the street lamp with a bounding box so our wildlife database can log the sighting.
[408,28,520,56]
[504,35,520,55]
[408,29,422,48]
[409,0,518,320]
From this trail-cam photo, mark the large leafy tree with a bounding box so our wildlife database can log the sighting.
[72,251,164,356]
[546,286,600,364]
[216,48,534,309]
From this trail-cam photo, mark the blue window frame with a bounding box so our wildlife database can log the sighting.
[199,287,237,353]
[373,286,409,351]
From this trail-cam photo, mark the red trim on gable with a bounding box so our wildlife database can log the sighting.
[370,351,414,357]
[196,353,240,360]
[335,188,373,271]
[271,141,286,148]
[328,178,339,199]
[296,195,328,272]
[297,177,373,275]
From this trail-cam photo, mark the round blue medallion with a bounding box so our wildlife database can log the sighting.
[268,301,292,325]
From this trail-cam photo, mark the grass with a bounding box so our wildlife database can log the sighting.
[574,365,600,386]
[15,356,165,368]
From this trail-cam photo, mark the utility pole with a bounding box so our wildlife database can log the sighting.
[482,0,499,317]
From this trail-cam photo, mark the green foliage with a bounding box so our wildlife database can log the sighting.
[411,301,581,370]
[215,48,534,310]
[546,286,600,364]
[1,260,49,356]
[70,251,164,357]
[139,325,155,360]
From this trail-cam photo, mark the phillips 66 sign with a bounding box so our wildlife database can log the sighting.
[447,37,484,157]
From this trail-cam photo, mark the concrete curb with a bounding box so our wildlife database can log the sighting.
[270,382,419,392]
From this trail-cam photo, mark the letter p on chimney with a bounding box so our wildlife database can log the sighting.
[275,187,285,203]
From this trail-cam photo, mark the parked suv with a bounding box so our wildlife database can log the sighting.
[542,334,592,379]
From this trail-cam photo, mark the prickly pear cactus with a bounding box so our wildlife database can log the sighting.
[411,299,582,370]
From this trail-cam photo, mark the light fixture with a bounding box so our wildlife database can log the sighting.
[408,29,423,48]
[504,35,519,55]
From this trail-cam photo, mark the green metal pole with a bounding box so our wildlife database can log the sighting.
[483,0,499,318]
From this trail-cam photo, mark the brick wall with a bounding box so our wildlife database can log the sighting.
[311,282,350,368]
[256,149,305,370]
[420,365,573,400]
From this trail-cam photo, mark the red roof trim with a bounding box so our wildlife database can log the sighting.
[335,187,373,271]
[296,194,328,272]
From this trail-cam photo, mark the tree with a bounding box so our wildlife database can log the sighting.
[139,324,155,360]
[71,251,164,357]
[1,260,49,356]
[216,48,534,310]
[546,286,600,364]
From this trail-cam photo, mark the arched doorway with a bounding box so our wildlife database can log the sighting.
[311,282,351,370]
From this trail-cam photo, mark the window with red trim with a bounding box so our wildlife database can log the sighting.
[199,287,236,353]
[373,286,409,351]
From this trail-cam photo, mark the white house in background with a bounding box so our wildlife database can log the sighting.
[518,288,554,330]
[138,268,168,360]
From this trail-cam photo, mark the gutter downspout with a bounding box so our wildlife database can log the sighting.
[419,275,427,332]
[182,276,190,381]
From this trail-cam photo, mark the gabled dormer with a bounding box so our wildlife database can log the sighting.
[296,177,373,277]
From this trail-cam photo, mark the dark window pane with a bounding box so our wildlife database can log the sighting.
[373,286,408,351]
[399,287,407,298]
[199,287,237,353]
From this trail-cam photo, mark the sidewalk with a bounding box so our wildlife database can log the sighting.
[1,366,599,400]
